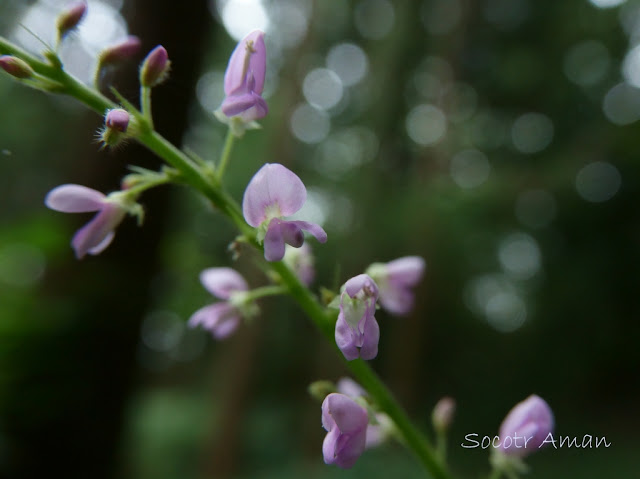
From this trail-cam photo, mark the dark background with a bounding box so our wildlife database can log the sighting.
[1,0,638,478]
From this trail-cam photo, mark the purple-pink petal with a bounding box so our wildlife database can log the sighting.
[188,302,241,339]
[322,393,368,469]
[242,163,307,227]
[264,219,286,262]
[45,184,106,213]
[499,394,554,457]
[289,220,327,243]
[224,30,266,95]
[335,313,361,361]
[344,274,379,299]
[199,267,248,300]
[71,203,126,259]
[386,256,426,286]
[336,378,367,398]
[358,316,379,360]
[221,91,268,121]
[87,231,115,255]
[378,286,414,316]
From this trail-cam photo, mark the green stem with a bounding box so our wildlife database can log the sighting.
[269,262,450,479]
[243,284,288,302]
[140,85,153,128]
[0,34,453,479]
[435,429,447,463]
[216,127,235,181]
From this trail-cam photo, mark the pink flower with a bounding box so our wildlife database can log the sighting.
[242,163,327,262]
[45,184,130,259]
[221,30,268,122]
[188,268,249,339]
[322,393,369,469]
[367,256,426,315]
[335,274,380,360]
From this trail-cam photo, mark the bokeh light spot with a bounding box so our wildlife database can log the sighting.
[511,112,554,154]
[290,104,330,144]
[602,82,640,125]
[515,189,557,228]
[406,104,447,146]
[354,0,395,39]
[450,149,491,189]
[575,161,621,203]
[302,68,344,110]
[564,40,610,86]
[498,232,542,280]
[326,43,369,87]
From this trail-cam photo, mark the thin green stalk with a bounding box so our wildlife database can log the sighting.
[140,85,153,128]
[0,34,454,479]
[216,127,235,181]
[243,284,288,302]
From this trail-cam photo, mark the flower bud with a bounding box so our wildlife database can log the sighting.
[140,45,170,87]
[498,394,554,458]
[98,36,142,66]
[100,109,134,147]
[0,56,34,79]
[56,1,87,39]
[308,380,336,401]
[431,396,456,432]
[105,108,130,133]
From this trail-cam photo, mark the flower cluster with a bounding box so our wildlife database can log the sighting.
[189,267,251,339]
[0,6,561,476]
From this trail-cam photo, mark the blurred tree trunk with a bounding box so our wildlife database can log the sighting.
[1,2,214,479]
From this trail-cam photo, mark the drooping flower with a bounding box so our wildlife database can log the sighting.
[498,394,554,457]
[45,184,139,259]
[188,267,250,339]
[335,274,380,360]
[242,163,327,262]
[336,377,391,449]
[321,393,369,469]
[366,256,425,316]
[221,30,268,122]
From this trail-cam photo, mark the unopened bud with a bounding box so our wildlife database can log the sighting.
[140,45,170,87]
[105,108,130,133]
[308,380,336,401]
[56,1,87,38]
[0,56,34,79]
[100,108,135,147]
[432,396,455,432]
[99,36,142,66]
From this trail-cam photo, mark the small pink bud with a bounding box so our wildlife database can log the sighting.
[140,45,170,87]
[432,397,456,432]
[0,55,34,79]
[105,109,130,133]
[56,1,87,38]
[99,36,142,65]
